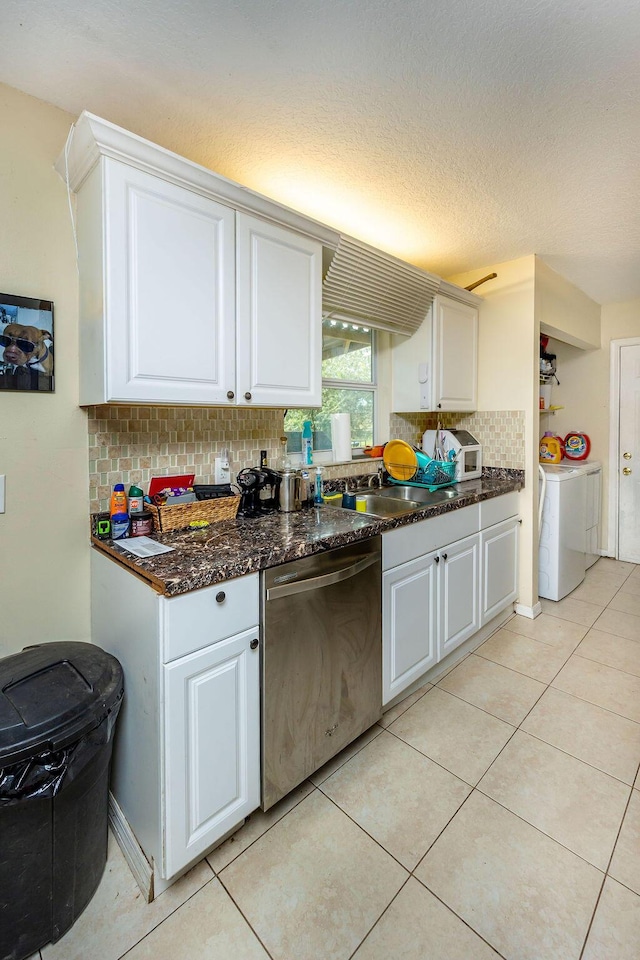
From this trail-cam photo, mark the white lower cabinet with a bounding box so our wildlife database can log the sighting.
[163,628,260,880]
[439,533,481,659]
[91,552,261,888]
[480,518,519,625]
[382,533,480,704]
[383,551,438,703]
[382,494,519,705]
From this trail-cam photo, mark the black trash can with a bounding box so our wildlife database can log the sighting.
[0,642,124,960]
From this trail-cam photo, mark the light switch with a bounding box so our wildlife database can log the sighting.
[0,475,5,513]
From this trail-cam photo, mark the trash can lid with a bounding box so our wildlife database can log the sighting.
[0,642,124,765]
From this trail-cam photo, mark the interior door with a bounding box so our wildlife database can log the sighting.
[619,343,640,562]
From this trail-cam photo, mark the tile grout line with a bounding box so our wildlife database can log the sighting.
[215,873,277,960]
[577,775,638,960]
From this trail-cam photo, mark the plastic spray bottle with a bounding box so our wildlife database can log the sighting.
[302,421,313,466]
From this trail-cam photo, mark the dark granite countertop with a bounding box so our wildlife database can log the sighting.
[92,473,522,597]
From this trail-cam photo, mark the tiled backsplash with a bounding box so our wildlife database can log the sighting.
[390,411,526,470]
[88,405,525,512]
[88,405,286,513]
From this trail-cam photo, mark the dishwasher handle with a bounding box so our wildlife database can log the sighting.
[266,552,379,601]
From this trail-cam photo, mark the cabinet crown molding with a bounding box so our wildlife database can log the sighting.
[54,111,341,248]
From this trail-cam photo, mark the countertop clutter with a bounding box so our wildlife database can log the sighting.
[92,472,523,597]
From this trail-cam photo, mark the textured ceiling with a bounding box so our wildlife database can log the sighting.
[2,0,639,304]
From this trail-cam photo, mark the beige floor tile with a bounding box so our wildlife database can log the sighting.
[390,686,515,785]
[594,607,640,643]
[220,790,407,960]
[584,566,630,589]
[578,628,640,678]
[589,557,636,580]
[121,878,269,960]
[552,655,640,723]
[379,682,432,728]
[352,877,501,960]
[620,572,640,595]
[321,730,471,870]
[477,730,630,870]
[541,596,604,627]
[416,792,602,960]
[571,577,624,607]
[207,780,314,872]
[609,589,640,619]
[42,833,213,960]
[309,723,384,785]
[438,654,545,725]
[477,626,570,682]
[522,686,640,785]
[506,612,588,649]
[609,789,640,896]
[582,878,640,960]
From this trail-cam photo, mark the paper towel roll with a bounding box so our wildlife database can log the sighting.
[331,413,352,462]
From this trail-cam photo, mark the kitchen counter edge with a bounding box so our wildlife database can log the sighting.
[91,476,523,597]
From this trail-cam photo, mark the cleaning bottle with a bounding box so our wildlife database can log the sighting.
[314,466,323,506]
[539,432,563,464]
[128,484,144,514]
[110,483,130,539]
[302,420,313,466]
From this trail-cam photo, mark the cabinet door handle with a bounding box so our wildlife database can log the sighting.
[437,403,442,409]
[226,390,235,400]
[250,638,259,650]
[435,555,440,564]
[244,391,252,401]
[442,553,448,561]
[623,452,632,460]
[623,467,632,476]
[215,591,226,604]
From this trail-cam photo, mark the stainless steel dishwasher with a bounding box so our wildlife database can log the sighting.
[261,535,382,810]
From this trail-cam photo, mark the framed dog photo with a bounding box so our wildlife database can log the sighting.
[0,292,54,392]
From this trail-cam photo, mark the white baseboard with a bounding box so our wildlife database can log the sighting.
[515,601,542,619]
[109,792,154,903]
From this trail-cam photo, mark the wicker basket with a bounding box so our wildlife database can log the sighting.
[147,495,240,533]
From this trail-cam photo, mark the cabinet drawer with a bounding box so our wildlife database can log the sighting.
[383,504,479,570]
[479,492,519,529]
[161,573,259,663]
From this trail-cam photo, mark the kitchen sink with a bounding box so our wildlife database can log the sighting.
[324,486,461,519]
[376,484,460,505]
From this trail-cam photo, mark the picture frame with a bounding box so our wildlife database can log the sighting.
[0,292,54,392]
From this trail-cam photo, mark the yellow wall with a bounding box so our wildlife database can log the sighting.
[449,257,539,611]
[535,258,601,349]
[0,84,90,657]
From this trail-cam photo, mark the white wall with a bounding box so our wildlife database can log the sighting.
[0,84,90,657]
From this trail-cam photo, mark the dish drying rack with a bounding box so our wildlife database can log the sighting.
[387,457,457,492]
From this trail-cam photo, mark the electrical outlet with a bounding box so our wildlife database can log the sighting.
[214,457,230,484]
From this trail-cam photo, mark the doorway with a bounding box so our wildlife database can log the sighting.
[610,338,640,562]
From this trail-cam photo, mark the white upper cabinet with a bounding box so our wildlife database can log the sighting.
[236,214,322,407]
[61,112,336,407]
[79,159,236,405]
[432,295,478,410]
[391,288,480,413]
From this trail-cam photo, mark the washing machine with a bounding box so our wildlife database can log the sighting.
[538,461,601,601]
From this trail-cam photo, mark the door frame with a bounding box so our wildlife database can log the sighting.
[608,337,640,559]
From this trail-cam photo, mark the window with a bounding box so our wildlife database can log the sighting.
[284,320,376,458]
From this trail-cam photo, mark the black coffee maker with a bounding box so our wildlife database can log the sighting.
[236,467,281,517]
